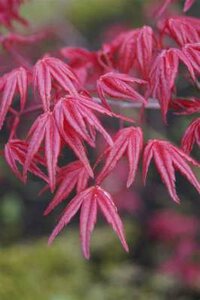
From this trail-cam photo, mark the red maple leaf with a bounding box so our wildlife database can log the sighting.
[182,43,200,77]
[44,160,90,215]
[148,49,178,120]
[181,118,200,154]
[117,29,139,72]
[23,112,61,192]
[48,185,129,259]
[53,94,114,176]
[143,139,200,203]
[0,67,28,129]
[148,48,194,120]
[97,72,147,108]
[134,26,155,78]
[171,98,200,115]
[33,56,80,111]
[54,119,93,178]
[4,139,47,182]
[54,94,113,148]
[117,26,155,75]
[96,127,143,188]
[160,16,200,46]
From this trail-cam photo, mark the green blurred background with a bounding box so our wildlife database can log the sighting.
[0,0,200,299]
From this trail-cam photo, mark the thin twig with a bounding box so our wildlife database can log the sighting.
[93,97,160,109]
[20,97,160,116]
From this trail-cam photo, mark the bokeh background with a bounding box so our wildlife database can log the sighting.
[0,0,200,299]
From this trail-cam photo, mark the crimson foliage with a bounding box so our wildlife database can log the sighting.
[0,0,199,259]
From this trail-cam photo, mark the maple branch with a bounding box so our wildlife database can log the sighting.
[9,115,20,140]
[20,98,160,116]
[20,104,44,115]
[93,97,160,109]
[8,107,18,116]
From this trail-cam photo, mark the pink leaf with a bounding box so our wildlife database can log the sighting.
[80,193,97,259]
[56,116,93,177]
[127,127,143,187]
[23,113,48,181]
[4,139,47,182]
[49,186,128,258]
[181,118,200,154]
[24,112,61,191]
[34,56,80,111]
[44,161,90,215]
[143,140,200,202]
[171,98,200,115]
[160,16,200,46]
[48,188,91,245]
[54,95,114,175]
[182,43,200,77]
[118,29,139,73]
[148,49,178,120]
[45,113,61,192]
[136,26,154,78]
[96,127,143,187]
[96,186,129,252]
[97,72,147,107]
[0,67,28,129]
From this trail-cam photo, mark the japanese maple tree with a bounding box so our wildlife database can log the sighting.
[0,0,199,259]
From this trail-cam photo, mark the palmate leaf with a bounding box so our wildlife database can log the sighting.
[33,56,80,111]
[48,185,129,259]
[135,26,155,78]
[143,139,200,203]
[117,29,138,73]
[181,118,200,154]
[171,98,200,115]
[160,16,200,46]
[117,26,155,75]
[97,72,147,108]
[148,48,194,121]
[44,161,90,215]
[54,94,114,177]
[0,67,28,129]
[79,190,97,260]
[182,43,200,76]
[23,112,61,192]
[4,139,47,182]
[54,95,113,148]
[56,119,93,177]
[148,49,179,121]
[96,127,143,188]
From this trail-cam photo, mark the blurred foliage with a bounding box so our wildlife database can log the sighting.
[0,224,199,300]
[20,0,147,46]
